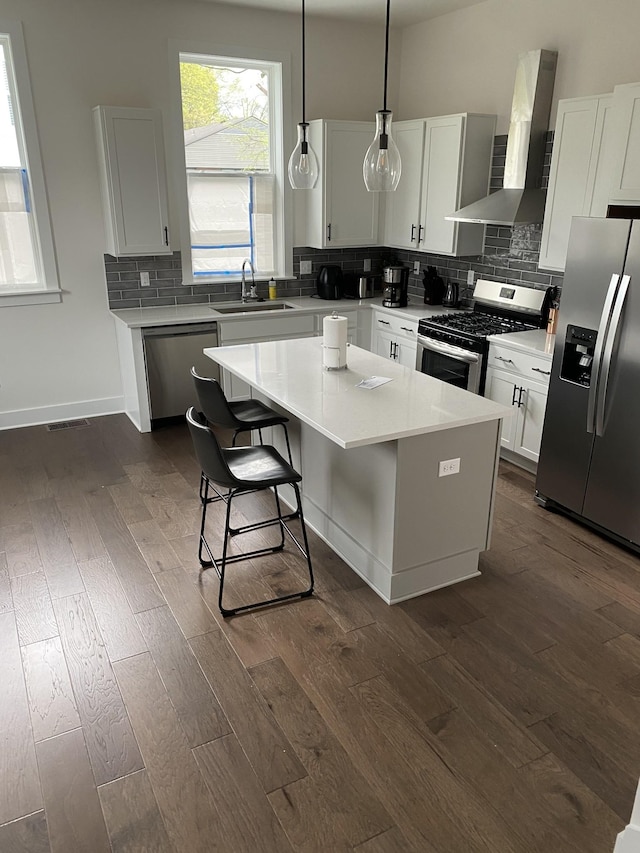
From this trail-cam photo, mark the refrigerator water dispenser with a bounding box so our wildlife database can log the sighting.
[560,325,597,387]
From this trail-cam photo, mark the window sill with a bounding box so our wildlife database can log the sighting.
[0,289,63,307]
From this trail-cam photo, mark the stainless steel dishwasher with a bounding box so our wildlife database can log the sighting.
[143,322,219,424]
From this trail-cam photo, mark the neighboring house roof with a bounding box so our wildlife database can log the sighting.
[184,116,269,171]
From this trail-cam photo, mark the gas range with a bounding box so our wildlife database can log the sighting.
[418,310,540,353]
[416,280,554,394]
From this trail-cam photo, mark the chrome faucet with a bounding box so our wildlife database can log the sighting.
[241,258,259,302]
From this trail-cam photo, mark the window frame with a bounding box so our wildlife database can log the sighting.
[0,19,60,306]
[169,40,293,286]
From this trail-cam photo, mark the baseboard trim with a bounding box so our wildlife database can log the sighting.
[0,396,125,430]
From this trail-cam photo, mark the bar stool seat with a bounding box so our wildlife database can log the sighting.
[187,407,314,617]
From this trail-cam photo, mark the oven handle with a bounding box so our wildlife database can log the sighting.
[417,335,480,365]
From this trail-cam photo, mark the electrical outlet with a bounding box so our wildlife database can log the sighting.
[363,258,372,272]
[438,457,461,477]
[140,271,150,287]
[300,260,312,275]
[413,260,421,275]
[467,269,475,286]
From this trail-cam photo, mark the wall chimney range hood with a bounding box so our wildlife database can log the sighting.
[446,49,558,227]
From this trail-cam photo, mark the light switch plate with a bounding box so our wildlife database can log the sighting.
[140,271,150,287]
[413,260,421,274]
[300,260,312,275]
[363,258,372,272]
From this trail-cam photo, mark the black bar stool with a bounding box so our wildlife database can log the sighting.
[186,407,314,617]
[191,367,293,464]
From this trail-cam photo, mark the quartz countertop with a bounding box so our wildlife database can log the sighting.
[205,337,510,449]
[110,296,455,329]
[486,328,555,358]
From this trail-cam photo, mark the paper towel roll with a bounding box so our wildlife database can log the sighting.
[323,313,347,370]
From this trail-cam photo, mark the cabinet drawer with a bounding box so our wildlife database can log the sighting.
[488,344,552,384]
[373,313,418,340]
[219,314,315,344]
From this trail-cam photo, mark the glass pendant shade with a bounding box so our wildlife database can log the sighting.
[288,122,319,189]
[363,110,401,192]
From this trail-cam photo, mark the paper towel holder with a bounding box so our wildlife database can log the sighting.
[322,310,348,371]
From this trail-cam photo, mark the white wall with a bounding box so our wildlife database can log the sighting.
[0,0,384,428]
[398,0,640,133]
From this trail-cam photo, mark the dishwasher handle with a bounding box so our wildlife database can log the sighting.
[143,322,218,338]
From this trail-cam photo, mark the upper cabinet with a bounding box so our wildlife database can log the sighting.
[539,95,614,272]
[94,106,171,257]
[304,120,379,249]
[383,113,496,256]
[608,82,640,205]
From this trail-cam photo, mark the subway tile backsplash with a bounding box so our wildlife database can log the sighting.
[106,132,561,310]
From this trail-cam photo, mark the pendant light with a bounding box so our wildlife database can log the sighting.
[288,0,319,189]
[363,0,401,192]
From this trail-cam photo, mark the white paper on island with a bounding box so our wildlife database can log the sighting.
[356,376,393,390]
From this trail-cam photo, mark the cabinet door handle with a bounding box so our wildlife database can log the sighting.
[511,385,519,406]
[517,387,525,408]
[418,224,424,243]
[389,341,394,359]
[378,319,390,325]
[164,226,169,246]
[532,367,551,375]
[394,342,399,359]
[495,356,514,364]
[327,223,332,241]
[400,326,414,333]
[410,224,416,242]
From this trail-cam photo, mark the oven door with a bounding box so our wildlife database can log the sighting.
[416,335,483,394]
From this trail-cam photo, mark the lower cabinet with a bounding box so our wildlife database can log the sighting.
[371,312,418,368]
[484,342,552,465]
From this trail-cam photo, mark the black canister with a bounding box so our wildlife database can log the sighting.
[422,266,445,305]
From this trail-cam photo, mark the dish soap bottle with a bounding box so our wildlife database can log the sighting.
[269,277,277,300]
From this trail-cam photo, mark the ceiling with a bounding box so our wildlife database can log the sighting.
[209,0,490,28]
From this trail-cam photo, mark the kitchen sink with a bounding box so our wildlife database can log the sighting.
[212,302,297,314]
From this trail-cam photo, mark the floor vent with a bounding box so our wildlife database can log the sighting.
[46,419,91,431]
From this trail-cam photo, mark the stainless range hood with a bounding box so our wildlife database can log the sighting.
[446,49,558,227]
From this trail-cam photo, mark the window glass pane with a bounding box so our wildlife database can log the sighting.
[187,173,275,277]
[0,35,43,290]
[180,55,278,280]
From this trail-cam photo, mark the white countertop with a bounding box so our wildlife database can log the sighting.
[487,328,555,358]
[110,296,454,329]
[205,337,510,449]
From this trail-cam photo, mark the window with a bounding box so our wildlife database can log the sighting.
[0,20,59,305]
[176,49,290,283]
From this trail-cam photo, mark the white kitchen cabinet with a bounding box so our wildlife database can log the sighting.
[304,120,379,249]
[383,113,495,256]
[485,341,552,466]
[218,313,316,400]
[539,94,614,272]
[371,312,418,368]
[94,106,171,256]
[608,81,640,205]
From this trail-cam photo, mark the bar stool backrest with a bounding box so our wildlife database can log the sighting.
[186,407,239,489]
[191,367,239,430]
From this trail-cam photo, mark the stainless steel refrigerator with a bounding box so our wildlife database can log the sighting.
[536,216,640,551]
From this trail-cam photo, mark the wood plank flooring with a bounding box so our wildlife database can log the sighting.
[1,413,639,851]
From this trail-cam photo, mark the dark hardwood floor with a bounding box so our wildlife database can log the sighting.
[1,413,639,852]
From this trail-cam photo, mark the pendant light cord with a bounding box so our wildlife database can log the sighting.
[301,0,307,123]
[383,0,390,112]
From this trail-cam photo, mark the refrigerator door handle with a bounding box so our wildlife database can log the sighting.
[587,274,620,434]
[595,274,630,437]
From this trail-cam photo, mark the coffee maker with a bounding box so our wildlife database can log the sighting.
[382,265,409,308]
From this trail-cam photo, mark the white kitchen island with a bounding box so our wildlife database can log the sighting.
[205,337,510,604]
